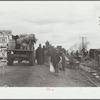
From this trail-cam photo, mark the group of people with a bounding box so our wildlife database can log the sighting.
[36,41,69,76]
[36,44,45,65]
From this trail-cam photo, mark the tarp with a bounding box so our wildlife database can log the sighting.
[17,34,37,44]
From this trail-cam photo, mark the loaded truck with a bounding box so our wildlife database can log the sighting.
[7,34,37,66]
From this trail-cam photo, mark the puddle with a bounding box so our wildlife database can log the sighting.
[95,75,99,78]
[92,72,99,78]
[92,73,97,76]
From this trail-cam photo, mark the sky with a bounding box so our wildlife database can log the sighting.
[0,1,100,50]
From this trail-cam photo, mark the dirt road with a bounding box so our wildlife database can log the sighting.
[0,61,95,87]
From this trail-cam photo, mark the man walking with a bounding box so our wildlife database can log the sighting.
[51,48,60,76]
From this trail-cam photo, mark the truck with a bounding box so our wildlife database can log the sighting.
[7,34,37,66]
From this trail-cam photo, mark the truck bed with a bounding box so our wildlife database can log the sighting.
[8,49,33,52]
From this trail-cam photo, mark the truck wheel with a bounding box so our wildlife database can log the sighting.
[7,55,13,65]
[29,52,35,66]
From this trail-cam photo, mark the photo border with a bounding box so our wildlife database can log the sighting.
[0,0,99,99]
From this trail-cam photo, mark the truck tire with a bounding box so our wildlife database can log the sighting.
[7,55,13,65]
[29,52,35,66]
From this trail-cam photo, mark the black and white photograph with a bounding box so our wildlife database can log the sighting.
[0,1,100,88]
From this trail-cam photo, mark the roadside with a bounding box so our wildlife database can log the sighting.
[81,59,99,70]
[79,63,100,87]
[0,61,96,87]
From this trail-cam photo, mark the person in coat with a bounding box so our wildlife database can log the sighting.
[60,50,66,71]
[51,48,60,76]
[42,45,46,65]
[36,44,42,65]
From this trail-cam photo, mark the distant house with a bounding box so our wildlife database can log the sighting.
[0,30,12,59]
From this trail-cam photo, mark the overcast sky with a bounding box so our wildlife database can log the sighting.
[0,1,100,50]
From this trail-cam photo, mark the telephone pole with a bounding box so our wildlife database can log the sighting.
[81,36,85,50]
[82,37,84,49]
[80,36,88,50]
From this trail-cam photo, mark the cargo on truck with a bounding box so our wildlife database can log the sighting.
[7,33,37,66]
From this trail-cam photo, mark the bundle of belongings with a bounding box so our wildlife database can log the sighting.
[13,34,37,50]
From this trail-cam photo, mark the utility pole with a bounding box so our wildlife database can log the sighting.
[81,36,86,50]
[82,37,84,49]
[81,36,88,50]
